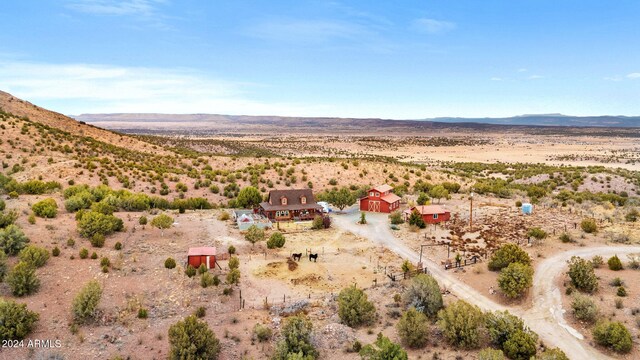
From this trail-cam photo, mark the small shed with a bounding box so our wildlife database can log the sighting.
[187,247,217,269]
[522,203,533,215]
[403,205,451,224]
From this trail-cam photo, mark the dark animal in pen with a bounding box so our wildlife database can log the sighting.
[309,253,318,262]
[292,253,302,261]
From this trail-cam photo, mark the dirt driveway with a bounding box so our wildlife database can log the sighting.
[332,207,640,360]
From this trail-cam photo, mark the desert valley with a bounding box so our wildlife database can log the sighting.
[0,90,638,360]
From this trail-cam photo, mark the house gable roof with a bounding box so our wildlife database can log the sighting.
[371,184,393,193]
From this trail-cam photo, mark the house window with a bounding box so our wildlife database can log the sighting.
[433,214,438,219]
[369,192,374,197]
[375,192,380,197]
[301,196,306,204]
[281,197,287,205]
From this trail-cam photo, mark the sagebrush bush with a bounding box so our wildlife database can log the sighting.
[6,262,40,297]
[571,295,598,323]
[72,280,102,322]
[79,248,88,259]
[185,265,196,277]
[0,299,39,341]
[338,286,376,328]
[592,321,632,353]
[608,255,623,271]
[168,316,220,360]
[165,257,176,269]
[31,198,58,218]
[18,246,50,268]
[253,323,273,342]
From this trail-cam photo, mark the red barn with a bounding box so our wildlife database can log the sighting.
[187,247,217,269]
[403,205,451,224]
[359,184,401,213]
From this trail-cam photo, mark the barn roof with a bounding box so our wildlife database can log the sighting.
[372,184,393,193]
[188,247,216,256]
[381,193,401,203]
[408,205,449,215]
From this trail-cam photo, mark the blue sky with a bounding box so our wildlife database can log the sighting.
[0,0,639,118]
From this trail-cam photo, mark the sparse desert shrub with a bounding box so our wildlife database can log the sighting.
[67,238,75,247]
[559,232,573,243]
[137,308,148,319]
[396,307,429,348]
[0,199,4,212]
[168,315,220,360]
[6,262,40,296]
[338,285,376,328]
[567,256,598,293]
[114,241,122,250]
[437,300,484,349]
[198,263,207,274]
[609,277,624,287]
[624,209,638,222]
[0,224,30,255]
[267,232,286,249]
[165,257,176,269]
[616,286,627,297]
[77,211,123,239]
[201,272,215,288]
[571,294,598,323]
[615,298,624,309]
[185,265,196,278]
[227,245,236,254]
[0,210,18,228]
[0,299,39,341]
[608,255,623,271]
[222,287,233,296]
[52,246,60,257]
[32,198,57,218]
[311,215,325,230]
[389,210,404,225]
[226,269,240,284]
[402,273,443,318]
[359,333,407,360]
[591,255,604,268]
[100,257,110,267]
[478,348,505,360]
[217,212,230,221]
[244,225,265,244]
[138,216,147,226]
[592,321,632,354]
[27,214,35,225]
[253,323,272,342]
[90,233,105,248]
[18,245,49,268]
[228,256,239,270]
[497,262,533,298]
[526,227,547,240]
[194,306,206,318]
[581,218,597,233]
[488,243,531,271]
[79,248,88,259]
[536,348,569,360]
[72,280,102,322]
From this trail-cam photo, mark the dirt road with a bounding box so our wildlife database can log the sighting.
[332,209,640,360]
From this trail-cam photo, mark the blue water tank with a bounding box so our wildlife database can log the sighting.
[522,203,533,215]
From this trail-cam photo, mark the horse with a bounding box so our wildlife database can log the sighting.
[292,253,302,261]
[309,253,318,262]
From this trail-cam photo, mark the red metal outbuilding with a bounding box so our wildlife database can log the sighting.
[187,247,217,269]
[403,205,451,224]
[359,184,401,213]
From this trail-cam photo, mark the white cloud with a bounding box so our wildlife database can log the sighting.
[528,75,543,80]
[517,68,528,73]
[412,18,456,34]
[604,76,622,82]
[627,73,640,79]
[66,0,164,16]
[490,77,503,81]
[0,61,328,116]
[247,19,370,43]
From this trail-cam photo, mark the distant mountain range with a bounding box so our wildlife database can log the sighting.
[427,114,640,127]
[74,113,640,130]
